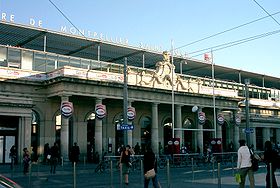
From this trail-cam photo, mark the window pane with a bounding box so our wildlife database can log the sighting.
[22,50,33,70]
[8,48,21,68]
[46,54,57,72]
[34,52,46,72]
[58,56,69,68]
[0,46,7,67]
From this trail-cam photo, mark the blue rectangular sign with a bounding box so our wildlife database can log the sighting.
[120,124,134,130]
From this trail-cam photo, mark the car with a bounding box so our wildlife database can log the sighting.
[0,175,22,188]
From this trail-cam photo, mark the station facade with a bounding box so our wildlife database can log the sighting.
[0,21,280,163]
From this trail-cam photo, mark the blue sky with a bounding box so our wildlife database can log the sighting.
[1,0,280,77]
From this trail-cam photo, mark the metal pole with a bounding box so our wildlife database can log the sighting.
[167,159,170,188]
[43,35,47,52]
[245,79,250,146]
[171,41,175,139]
[217,163,221,188]
[73,162,76,188]
[123,57,128,146]
[192,158,194,181]
[211,50,217,138]
[110,160,113,188]
[269,163,273,188]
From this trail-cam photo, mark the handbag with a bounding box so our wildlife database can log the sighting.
[47,154,51,160]
[249,148,259,172]
[144,168,156,179]
[235,173,241,183]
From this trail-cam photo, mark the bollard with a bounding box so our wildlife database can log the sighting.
[191,158,194,181]
[217,163,221,188]
[29,163,32,188]
[140,159,143,185]
[61,156,64,167]
[269,163,272,188]
[73,162,76,188]
[167,159,170,188]
[110,160,113,188]
[231,155,234,176]
[212,159,215,179]
[120,163,123,187]
[84,156,86,167]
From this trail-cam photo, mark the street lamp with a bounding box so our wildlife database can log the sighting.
[244,79,250,146]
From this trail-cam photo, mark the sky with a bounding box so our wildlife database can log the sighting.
[1,0,280,77]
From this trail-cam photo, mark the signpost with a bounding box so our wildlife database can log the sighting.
[120,124,134,130]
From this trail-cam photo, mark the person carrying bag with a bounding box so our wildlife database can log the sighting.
[143,145,160,188]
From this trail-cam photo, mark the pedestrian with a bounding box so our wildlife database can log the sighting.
[70,142,80,166]
[119,145,132,186]
[10,145,17,169]
[237,139,255,188]
[23,147,30,175]
[263,140,278,188]
[50,142,60,174]
[143,145,159,188]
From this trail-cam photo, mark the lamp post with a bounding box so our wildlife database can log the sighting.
[245,79,250,146]
[123,57,128,146]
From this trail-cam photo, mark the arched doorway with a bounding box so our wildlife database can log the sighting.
[31,110,40,162]
[222,121,229,151]
[163,117,172,154]
[140,116,151,153]
[182,117,194,152]
[203,120,213,148]
[86,112,95,162]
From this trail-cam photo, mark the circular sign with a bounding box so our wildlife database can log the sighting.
[217,140,222,145]
[61,101,73,118]
[192,105,198,112]
[127,107,136,121]
[198,112,206,124]
[211,140,216,145]
[217,113,224,125]
[235,115,241,126]
[95,104,106,119]
[174,140,179,145]
[168,141,173,145]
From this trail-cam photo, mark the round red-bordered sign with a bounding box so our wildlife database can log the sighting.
[60,101,73,118]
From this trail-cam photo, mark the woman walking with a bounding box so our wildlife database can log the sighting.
[263,140,278,188]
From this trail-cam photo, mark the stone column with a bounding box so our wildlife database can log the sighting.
[152,103,159,155]
[175,105,182,145]
[95,98,103,158]
[216,110,222,139]
[18,116,32,160]
[263,127,270,144]
[127,101,133,148]
[197,108,203,154]
[60,95,70,161]
[251,127,256,150]
[276,129,280,144]
[233,124,240,151]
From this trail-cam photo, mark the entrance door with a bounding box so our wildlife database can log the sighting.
[0,136,15,163]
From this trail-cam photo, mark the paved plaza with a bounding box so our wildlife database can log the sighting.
[1,162,280,188]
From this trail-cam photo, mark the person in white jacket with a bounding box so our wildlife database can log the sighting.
[237,139,255,188]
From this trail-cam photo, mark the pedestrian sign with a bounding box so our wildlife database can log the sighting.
[120,124,134,130]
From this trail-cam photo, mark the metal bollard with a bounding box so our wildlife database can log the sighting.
[84,156,86,167]
[231,155,234,176]
[167,159,170,188]
[29,163,32,188]
[140,159,143,185]
[212,159,215,179]
[217,163,221,188]
[61,156,64,167]
[120,163,123,187]
[73,162,76,188]
[269,163,272,188]
[191,158,194,181]
[110,160,113,188]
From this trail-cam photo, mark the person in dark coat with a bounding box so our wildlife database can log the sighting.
[43,143,50,164]
[50,142,60,174]
[143,145,159,188]
[23,148,30,175]
[263,140,278,188]
[70,142,80,166]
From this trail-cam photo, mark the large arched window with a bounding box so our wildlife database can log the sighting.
[182,117,194,152]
